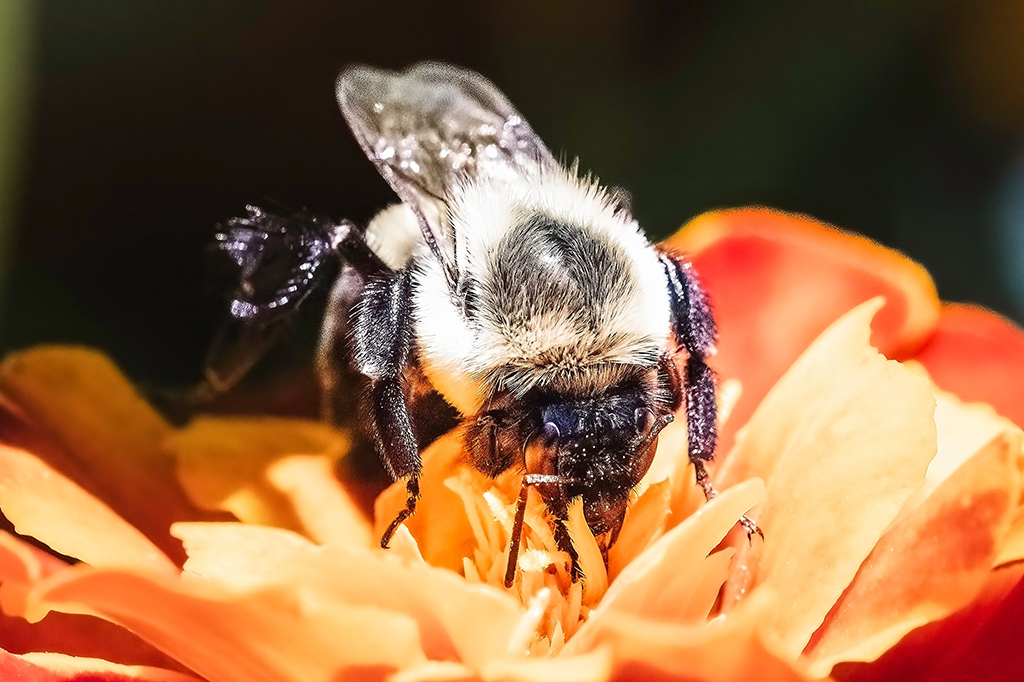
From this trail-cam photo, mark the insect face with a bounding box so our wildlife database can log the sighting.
[525,382,666,538]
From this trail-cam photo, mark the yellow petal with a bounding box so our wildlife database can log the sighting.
[266,455,372,547]
[722,299,938,658]
[802,430,1022,675]
[0,443,175,574]
[170,416,352,539]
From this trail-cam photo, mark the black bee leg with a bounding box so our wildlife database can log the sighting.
[538,491,581,582]
[506,473,586,587]
[315,221,392,419]
[553,512,582,581]
[380,476,420,548]
[661,252,762,541]
[315,265,369,425]
[351,268,421,548]
[504,481,531,588]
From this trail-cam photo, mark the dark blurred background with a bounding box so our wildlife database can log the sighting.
[1,0,1024,399]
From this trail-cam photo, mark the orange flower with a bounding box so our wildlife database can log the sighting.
[0,208,1023,682]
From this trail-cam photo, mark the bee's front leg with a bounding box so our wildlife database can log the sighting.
[660,251,762,541]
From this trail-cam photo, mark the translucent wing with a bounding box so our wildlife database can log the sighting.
[337,62,556,279]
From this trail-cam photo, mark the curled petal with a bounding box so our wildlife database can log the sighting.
[664,208,940,457]
[720,300,938,658]
[804,430,1023,675]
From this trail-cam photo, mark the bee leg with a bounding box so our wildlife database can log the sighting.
[316,265,367,425]
[661,252,763,541]
[544,495,581,582]
[351,268,422,548]
[316,220,393,418]
[380,476,420,548]
[554,514,582,582]
[504,481,531,588]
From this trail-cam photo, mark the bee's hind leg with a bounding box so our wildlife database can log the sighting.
[349,267,423,548]
[660,251,762,541]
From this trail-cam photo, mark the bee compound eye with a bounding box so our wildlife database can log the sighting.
[635,407,655,434]
[542,421,560,448]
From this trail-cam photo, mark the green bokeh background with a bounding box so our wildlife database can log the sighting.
[1,1,1023,397]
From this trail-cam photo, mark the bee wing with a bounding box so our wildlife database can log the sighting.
[337,62,556,278]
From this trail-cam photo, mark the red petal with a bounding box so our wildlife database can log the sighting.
[663,208,940,458]
[914,304,1024,429]
[833,565,1024,682]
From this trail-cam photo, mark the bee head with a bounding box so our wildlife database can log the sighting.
[525,383,667,537]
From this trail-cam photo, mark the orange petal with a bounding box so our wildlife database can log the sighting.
[0,649,201,682]
[664,208,940,458]
[804,430,1022,675]
[266,455,373,547]
[0,443,175,574]
[389,650,612,682]
[720,301,937,658]
[0,347,219,563]
[170,417,363,544]
[913,304,1024,429]
[900,387,1021,515]
[0,528,65,584]
[995,508,1024,567]
[0,612,190,673]
[478,649,612,682]
[606,479,670,581]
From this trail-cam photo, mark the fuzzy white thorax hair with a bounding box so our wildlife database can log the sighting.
[412,165,671,415]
